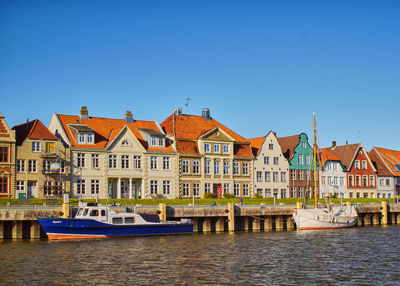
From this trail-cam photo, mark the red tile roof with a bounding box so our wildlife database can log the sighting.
[57,114,174,152]
[277,134,301,160]
[324,143,360,169]
[161,113,252,157]
[12,119,58,146]
[372,147,400,176]
[368,148,393,176]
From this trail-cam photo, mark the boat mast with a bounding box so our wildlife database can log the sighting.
[313,112,318,208]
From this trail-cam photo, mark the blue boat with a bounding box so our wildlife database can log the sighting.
[37,203,193,240]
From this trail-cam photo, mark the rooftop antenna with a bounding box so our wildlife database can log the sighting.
[184,98,193,114]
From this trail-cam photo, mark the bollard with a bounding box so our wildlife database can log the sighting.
[264,217,273,231]
[276,216,284,231]
[381,201,388,226]
[62,193,70,218]
[252,217,261,232]
[228,203,235,232]
[158,203,167,221]
[30,221,41,239]
[12,221,23,239]
[215,218,225,232]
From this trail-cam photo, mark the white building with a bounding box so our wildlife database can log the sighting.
[319,149,347,198]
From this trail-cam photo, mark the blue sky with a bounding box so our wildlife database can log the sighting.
[1,1,399,150]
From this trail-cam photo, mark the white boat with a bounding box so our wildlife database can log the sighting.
[293,204,358,230]
[292,112,358,230]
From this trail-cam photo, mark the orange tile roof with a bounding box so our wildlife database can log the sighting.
[249,136,265,157]
[57,114,174,152]
[324,143,360,169]
[13,119,58,146]
[372,147,400,176]
[319,149,342,167]
[368,148,393,176]
[161,113,253,157]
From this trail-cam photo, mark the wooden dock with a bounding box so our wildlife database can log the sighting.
[1,202,399,239]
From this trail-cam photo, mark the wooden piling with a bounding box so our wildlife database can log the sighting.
[381,201,388,226]
[12,221,23,240]
[391,213,396,225]
[0,221,3,239]
[243,217,249,231]
[159,203,167,221]
[192,219,198,232]
[252,217,261,232]
[286,216,295,230]
[203,218,212,232]
[30,221,41,239]
[276,216,284,231]
[264,217,273,231]
[372,214,380,226]
[228,203,235,232]
[215,218,225,232]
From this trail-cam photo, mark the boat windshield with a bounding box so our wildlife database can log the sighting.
[83,209,89,216]
[90,209,99,216]
[76,208,83,216]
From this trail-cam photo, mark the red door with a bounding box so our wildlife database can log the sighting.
[213,184,222,198]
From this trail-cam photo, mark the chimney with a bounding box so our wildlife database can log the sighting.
[331,141,336,148]
[174,108,182,116]
[201,108,211,120]
[79,106,89,120]
[124,111,134,123]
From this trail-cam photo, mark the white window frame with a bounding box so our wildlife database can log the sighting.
[214,144,220,153]
[77,153,85,168]
[91,179,100,194]
[242,162,249,175]
[109,154,117,169]
[193,160,200,174]
[223,144,229,153]
[214,161,220,175]
[233,161,239,175]
[150,180,158,195]
[163,157,170,170]
[77,179,85,195]
[182,183,190,197]
[204,161,210,174]
[234,183,240,196]
[204,143,211,153]
[28,160,37,173]
[17,160,25,173]
[134,155,142,170]
[91,154,99,169]
[243,184,249,196]
[223,161,230,175]
[193,183,200,197]
[150,156,158,170]
[32,142,41,152]
[163,180,170,195]
[182,160,190,174]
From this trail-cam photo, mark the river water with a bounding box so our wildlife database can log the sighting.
[1,226,400,285]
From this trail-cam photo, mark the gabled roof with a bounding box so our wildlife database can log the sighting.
[56,114,174,152]
[249,136,265,157]
[324,143,360,169]
[161,114,249,143]
[319,149,343,169]
[277,134,301,160]
[161,113,252,157]
[369,148,393,176]
[371,147,400,176]
[12,119,58,146]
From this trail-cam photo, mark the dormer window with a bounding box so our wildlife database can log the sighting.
[78,132,85,143]
[151,136,163,147]
[87,133,94,144]
[78,132,94,144]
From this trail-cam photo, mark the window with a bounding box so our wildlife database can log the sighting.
[16,181,25,192]
[163,157,170,170]
[328,176,332,185]
[87,133,94,144]
[91,154,99,169]
[223,144,229,153]
[17,160,25,172]
[290,170,296,180]
[193,160,200,174]
[281,172,286,182]
[150,156,157,169]
[112,218,123,224]
[0,178,8,193]
[46,142,55,153]
[204,143,211,152]
[264,156,269,165]
[362,160,367,169]
[28,160,37,173]
[234,183,240,196]
[60,161,65,173]
[121,155,129,169]
[257,171,262,182]
[204,161,210,174]
[265,171,271,182]
[121,139,129,146]
[182,183,190,196]
[291,187,296,198]
[77,153,85,168]
[243,184,249,196]
[299,187,304,198]
[31,142,40,152]
[356,175,361,186]
[214,144,220,153]
[363,175,368,187]
[134,155,142,170]
[273,157,279,165]
[386,179,390,186]
[269,143,273,150]
[222,183,229,194]
[233,161,239,175]
[182,160,190,174]
[43,160,51,172]
[349,175,354,187]
[273,172,279,182]
[91,179,100,194]
[0,147,8,162]
[302,142,307,148]
[305,170,309,180]
[205,183,211,194]
[242,162,249,175]
[355,160,360,169]
[333,177,338,186]
[305,155,310,165]
[266,188,272,197]
[257,189,263,196]
[150,180,158,195]
[370,176,375,187]
[223,161,230,175]
[322,176,326,185]
[44,181,52,196]
[214,161,220,175]
[77,179,85,195]
[298,170,303,180]
[298,155,304,165]
[380,179,384,186]
[125,217,135,223]
[77,132,84,143]
[281,189,286,199]
[193,183,200,197]
[163,180,170,195]
[109,154,117,169]
[151,136,162,146]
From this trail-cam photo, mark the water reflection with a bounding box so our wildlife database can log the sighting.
[1,227,400,285]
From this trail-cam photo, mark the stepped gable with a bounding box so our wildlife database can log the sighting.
[325,143,360,169]
[12,119,58,146]
[277,134,300,160]
[372,147,400,176]
[57,114,174,152]
[369,148,393,176]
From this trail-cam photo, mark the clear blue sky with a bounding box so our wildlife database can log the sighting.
[1,0,399,150]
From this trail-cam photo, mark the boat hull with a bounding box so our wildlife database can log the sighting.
[293,206,358,230]
[37,217,194,240]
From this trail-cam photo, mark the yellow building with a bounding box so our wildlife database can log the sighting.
[12,119,70,198]
[0,112,16,198]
